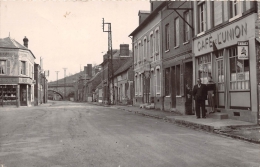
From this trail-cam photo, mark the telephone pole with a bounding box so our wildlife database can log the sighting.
[102,18,114,105]
[55,71,59,100]
[63,68,67,100]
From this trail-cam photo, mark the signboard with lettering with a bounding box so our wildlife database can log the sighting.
[19,78,32,84]
[194,14,256,56]
[0,77,18,84]
[237,41,249,60]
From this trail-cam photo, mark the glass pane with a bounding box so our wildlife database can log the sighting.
[230,57,236,81]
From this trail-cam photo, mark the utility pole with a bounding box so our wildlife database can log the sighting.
[55,71,59,100]
[63,68,67,100]
[102,18,114,105]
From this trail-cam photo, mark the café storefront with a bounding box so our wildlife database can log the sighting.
[0,76,34,107]
[193,13,258,123]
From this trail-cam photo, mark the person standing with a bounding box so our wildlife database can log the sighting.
[207,76,216,114]
[193,78,208,119]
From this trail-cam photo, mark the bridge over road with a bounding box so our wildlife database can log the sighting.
[48,83,75,100]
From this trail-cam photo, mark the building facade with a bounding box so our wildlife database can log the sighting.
[130,2,166,110]
[193,1,258,123]
[0,37,35,107]
[162,1,193,114]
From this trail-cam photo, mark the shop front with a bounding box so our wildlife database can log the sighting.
[193,13,258,123]
[0,77,33,107]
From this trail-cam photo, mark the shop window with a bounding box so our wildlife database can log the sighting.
[198,54,211,84]
[198,2,206,33]
[165,68,170,96]
[0,60,6,74]
[229,47,250,90]
[176,64,184,96]
[165,24,170,51]
[183,11,190,42]
[20,61,26,75]
[174,17,179,47]
[215,50,225,91]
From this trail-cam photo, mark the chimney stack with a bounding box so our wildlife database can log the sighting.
[120,44,129,56]
[23,36,28,48]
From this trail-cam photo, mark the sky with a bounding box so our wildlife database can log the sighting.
[0,0,150,82]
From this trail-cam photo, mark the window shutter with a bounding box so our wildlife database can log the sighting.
[7,60,11,75]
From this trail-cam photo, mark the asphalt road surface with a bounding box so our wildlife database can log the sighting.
[0,101,260,167]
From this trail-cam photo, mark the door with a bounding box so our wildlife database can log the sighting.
[143,76,150,104]
[20,84,27,106]
[171,66,176,108]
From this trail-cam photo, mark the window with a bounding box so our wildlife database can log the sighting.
[183,12,190,42]
[135,75,138,95]
[134,45,138,64]
[150,33,154,60]
[150,71,154,96]
[229,47,250,90]
[138,42,142,63]
[0,60,6,74]
[198,2,206,33]
[174,18,179,47]
[215,50,224,91]
[165,68,170,96]
[176,64,184,96]
[214,1,223,26]
[198,54,211,84]
[165,24,170,50]
[156,68,160,94]
[139,74,143,95]
[155,29,160,60]
[143,38,147,61]
[20,61,26,75]
[231,0,239,17]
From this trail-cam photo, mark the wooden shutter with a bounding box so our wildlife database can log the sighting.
[7,60,11,75]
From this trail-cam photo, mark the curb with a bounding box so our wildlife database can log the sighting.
[116,106,260,144]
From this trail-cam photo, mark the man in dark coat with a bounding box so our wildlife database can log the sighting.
[193,78,207,118]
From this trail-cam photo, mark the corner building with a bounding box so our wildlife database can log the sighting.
[0,37,35,107]
[193,1,259,123]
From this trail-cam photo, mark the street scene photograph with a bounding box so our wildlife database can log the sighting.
[0,0,260,167]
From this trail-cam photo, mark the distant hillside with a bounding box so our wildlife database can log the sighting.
[48,71,86,85]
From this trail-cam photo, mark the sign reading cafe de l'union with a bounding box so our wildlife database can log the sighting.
[194,14,256,56]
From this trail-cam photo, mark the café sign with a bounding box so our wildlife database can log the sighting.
[194,14,256,56]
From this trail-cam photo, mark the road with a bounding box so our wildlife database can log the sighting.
[0,101,260,167]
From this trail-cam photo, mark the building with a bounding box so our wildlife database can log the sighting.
[192,1,259,123]
[100,44,132,104]
[85,70,102,102]
[161,1,193,114]
[113,57,134,105]
[0,36,35,107]
[129,2,167,110]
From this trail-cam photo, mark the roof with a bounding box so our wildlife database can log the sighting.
[114,57,133,76]
[129,1,167,37]
[0,37,28,49]
[0,37,36,58]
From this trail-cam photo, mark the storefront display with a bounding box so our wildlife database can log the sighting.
[0,85,17,106]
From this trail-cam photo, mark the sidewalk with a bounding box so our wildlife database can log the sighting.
[90,102,260,144]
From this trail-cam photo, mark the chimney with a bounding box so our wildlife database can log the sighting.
[120,44,129,56]
[87,64,92,77]
[138,11,150,25]
[23,36,28,48]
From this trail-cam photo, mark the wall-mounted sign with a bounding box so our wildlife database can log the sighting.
[19,78,32,84]
[194,14,256,56]
[237,72,245,81]
[0,77,18,84]
[237,41,249,60]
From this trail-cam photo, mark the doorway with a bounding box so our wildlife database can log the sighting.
[20,84,27,106]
